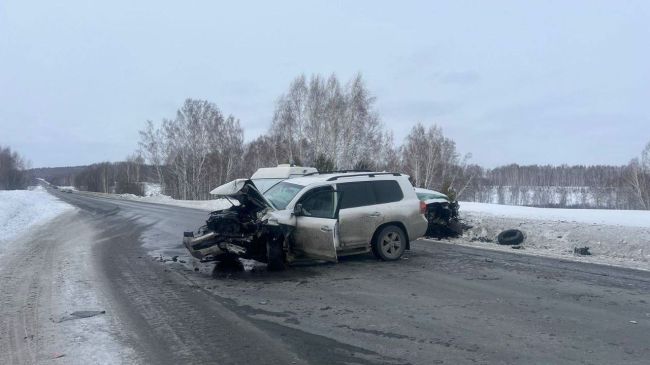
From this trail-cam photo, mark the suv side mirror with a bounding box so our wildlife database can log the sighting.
[293,203,303,216]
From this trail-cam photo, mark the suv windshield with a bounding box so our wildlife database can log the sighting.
[263,182,304,210]
[251,178,283,193]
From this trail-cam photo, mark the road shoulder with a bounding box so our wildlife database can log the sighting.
[0,210,139,364]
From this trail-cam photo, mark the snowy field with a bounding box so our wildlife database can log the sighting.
[0,186,73,254]
[447,202,650,271]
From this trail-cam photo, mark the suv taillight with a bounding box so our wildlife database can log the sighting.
[420,201,426,214]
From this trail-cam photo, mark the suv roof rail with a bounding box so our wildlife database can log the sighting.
[325,172,402,181]
[302,169,372,177]
[322,169,373,174]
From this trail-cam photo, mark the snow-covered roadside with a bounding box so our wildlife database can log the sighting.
[0,187,137,364]
[460,201,650,227]
[118,192,231,211]
[448,202,650,271]
[65,182,229,211]
[0,186,73,254]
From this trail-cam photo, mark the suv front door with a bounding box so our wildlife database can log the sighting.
[291,187,341,262]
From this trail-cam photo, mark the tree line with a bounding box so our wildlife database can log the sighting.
[0,145,29,190]
[65,72,649,210]
[134,74,471,200]
[462,143,650,209]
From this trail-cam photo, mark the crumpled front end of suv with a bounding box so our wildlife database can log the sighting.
[415,188,461,237]
[182,179,291,264]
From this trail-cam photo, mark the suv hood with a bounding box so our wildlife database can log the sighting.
[210,179,274,211]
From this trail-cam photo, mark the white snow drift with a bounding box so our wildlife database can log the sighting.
[0,186,73,252]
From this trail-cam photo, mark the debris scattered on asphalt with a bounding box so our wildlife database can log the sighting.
[511,245,523,249]
[470,236,493,243]
[55,310,106,323]
[629,320,638,324]
[485,258,493,262]
[259,300,268,305]
[172,256,179,262]
[574,247,591,256]
[52,353,65,359]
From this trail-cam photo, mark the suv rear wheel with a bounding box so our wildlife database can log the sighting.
[372,225,406,261]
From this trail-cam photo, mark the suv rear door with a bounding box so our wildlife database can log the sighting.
[291,186,342,262]
[336,181,381,247]
[337,180,405,248]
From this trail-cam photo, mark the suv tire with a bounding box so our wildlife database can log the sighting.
[266,236,286,271]
[372,225,406,261]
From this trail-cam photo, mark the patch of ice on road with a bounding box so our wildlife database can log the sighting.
[0,186,73,252]
[460,201,650,228]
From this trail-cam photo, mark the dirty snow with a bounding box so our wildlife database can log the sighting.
[447,202,650,271]
[0,186,73,253]
[0,189,137,363]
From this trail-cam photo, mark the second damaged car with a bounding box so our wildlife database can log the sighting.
[183,172,428,270]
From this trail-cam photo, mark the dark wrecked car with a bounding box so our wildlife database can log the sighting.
[183,172,429,270]
[415,187,461,237]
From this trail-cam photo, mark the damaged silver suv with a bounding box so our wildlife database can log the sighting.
[183,172,428,270]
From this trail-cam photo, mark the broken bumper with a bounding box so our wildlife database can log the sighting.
[183,231,252,260]
[183,231,224,260]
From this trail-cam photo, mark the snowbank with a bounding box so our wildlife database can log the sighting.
[118,192,231,211]
[0,186,73,251]
[452,202,650,271]
[142,182,163,197]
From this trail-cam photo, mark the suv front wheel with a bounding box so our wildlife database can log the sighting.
[372,225,406,261]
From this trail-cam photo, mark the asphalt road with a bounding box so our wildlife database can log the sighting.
[23,190,650,364]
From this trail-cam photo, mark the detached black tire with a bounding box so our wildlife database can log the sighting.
[372,225,407,261]
[266,237,286,271]
[497,229,524,245]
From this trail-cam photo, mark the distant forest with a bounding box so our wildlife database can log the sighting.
[9,73,650,210]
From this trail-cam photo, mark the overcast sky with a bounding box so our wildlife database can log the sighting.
[1,1,648,168]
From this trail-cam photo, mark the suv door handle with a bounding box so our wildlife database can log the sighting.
[320,225,333,232]
[368,212,381,217]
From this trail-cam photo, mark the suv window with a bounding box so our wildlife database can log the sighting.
[298,186,338,219]
[373,180,403,204]
[337,181,376,209]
